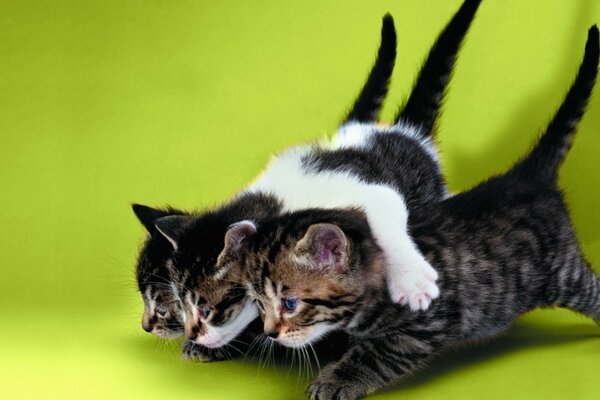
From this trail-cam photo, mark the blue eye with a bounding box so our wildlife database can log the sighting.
[200,306,212,319]
[283,297,298,312]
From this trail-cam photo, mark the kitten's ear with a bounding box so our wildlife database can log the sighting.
[295,223,349,272]
[217,221,257,267]
[132,203,172,234]
[154,215,190,251]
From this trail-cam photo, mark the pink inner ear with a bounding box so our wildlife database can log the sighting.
[313,230,345,271]
[227,220,257,251]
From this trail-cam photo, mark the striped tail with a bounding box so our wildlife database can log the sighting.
[395,0,483,135]
[514,26,599,182]
[343,14,397,123]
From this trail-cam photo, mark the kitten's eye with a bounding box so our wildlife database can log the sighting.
[200,306,212,319]
[283,297,298,312]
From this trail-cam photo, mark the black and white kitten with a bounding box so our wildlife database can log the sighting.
[238,26,600,400]
[157,0,483,355]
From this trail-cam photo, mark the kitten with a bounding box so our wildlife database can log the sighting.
[239,27,600,400]
[132,204,186,339]
[157,0,483,356]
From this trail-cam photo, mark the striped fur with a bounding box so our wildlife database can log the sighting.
[242,26,600,399]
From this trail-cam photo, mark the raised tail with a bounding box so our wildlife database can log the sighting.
[395,0,482,135]
[343,14,397,123]
[514,26,599,182]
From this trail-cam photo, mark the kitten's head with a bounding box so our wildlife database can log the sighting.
[240,209,385,348]
[133,204,186,339]
[153,194,281,348]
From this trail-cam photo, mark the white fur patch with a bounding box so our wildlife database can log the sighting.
[199,299,259,348]
[329,120,441,168]
[330,122,377,149]
[144,286,156,310]
[246,137,440,310]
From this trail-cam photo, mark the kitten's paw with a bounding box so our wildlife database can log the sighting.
[181,340,228,362]
[387,262,439,311]
[307,377,365,400]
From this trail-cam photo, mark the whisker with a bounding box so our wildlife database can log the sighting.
[307,342,321,373]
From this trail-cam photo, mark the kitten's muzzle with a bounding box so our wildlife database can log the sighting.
[263,315,282,340]
[185,321,202,340]
[142,315,157,333]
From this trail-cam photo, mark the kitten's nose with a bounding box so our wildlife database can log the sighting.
[185,323,200,340]
[142,315,158,332]
[142,320,154,333]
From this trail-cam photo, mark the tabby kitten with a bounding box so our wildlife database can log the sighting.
[239,27,600,400]
[132,204,186,339]
[158,0,483,356]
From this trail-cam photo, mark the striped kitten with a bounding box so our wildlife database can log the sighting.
[132,204,186,339]
[158,0,483,357]
[239,27,600,400]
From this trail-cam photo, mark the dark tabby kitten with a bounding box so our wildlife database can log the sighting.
[132,204,186,339]
[158,0,483,358]
[237,27,600,399]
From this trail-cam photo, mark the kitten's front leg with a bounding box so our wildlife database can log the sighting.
[307,335,434,400]
[181,340,229,362]
[364,192,439,310]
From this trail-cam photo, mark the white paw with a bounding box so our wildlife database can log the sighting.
[387,262,439,311]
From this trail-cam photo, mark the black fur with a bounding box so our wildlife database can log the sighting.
[132,204,175,234]
[133,204,183,299]
[167,193,283,288]
[514,26,600,181]
[344,14,396,123]
[396,0,482,134]
[303,0,483,211]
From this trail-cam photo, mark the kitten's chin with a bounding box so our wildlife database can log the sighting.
[197,299,260,349]
[276,336,311,348]
[277,323,338,348]
[152,329,183,339]
[197,334,231,349]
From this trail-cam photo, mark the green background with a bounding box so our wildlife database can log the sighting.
[1,0,599,398]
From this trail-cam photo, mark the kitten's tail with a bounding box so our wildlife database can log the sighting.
[395,0,483,135]
[343,14,397,123]
[514,26,599,182]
